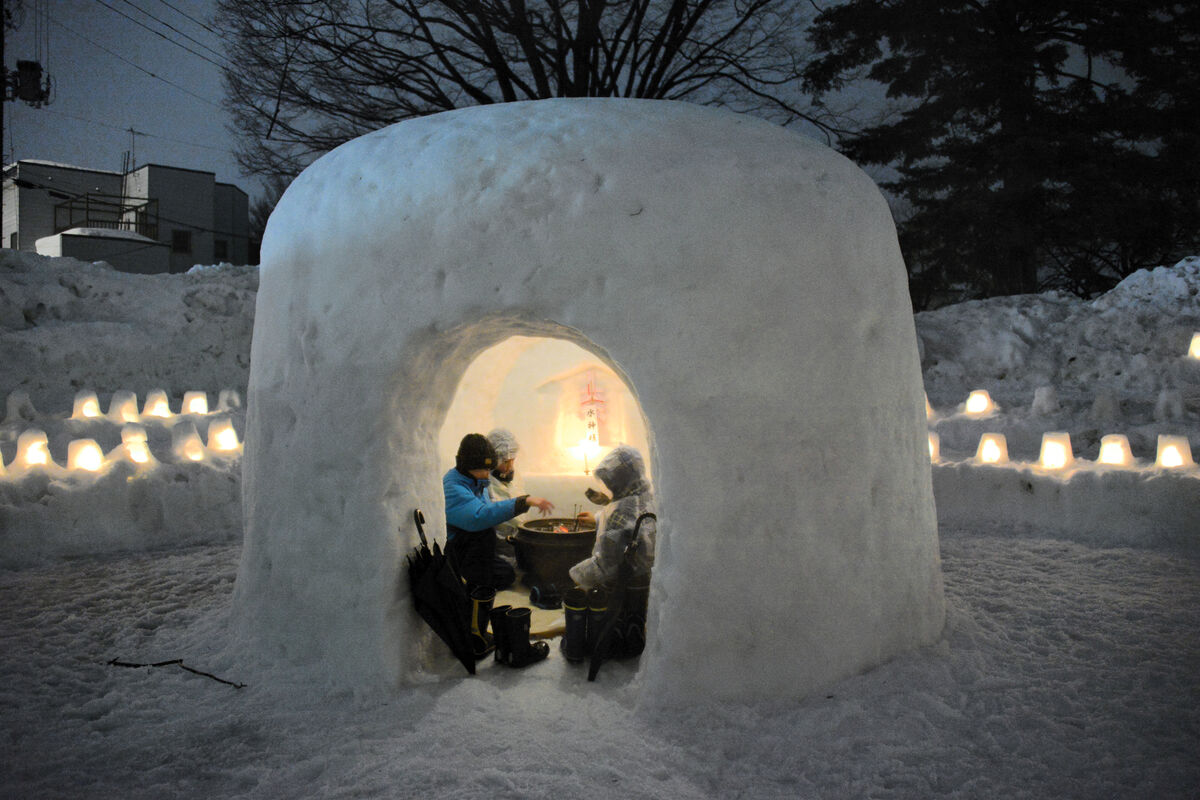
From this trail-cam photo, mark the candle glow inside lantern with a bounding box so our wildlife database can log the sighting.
[975,433,1009,464]
[1097,434,1135,467]
[1189,332,1200,360]
[172,421,206,461]
[206,417,241,452]
[927,431,940,463]
[926,396,934,420]
[964,389,994,417]
[107,390,140,423]
[120,425,154,465]
[143,390,173,418]
[1155,435,1195,469]
[68,439,104,471]
[16,429,52,469]
[72,391,102,419]
[1039,432,1075,470]
[182,391,209,415]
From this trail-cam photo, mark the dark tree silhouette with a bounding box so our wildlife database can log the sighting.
[805,0,1200,304]
[217,0,841,178]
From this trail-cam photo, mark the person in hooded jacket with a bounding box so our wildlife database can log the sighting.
[486,428,523,567]
[568,444,656,590]
[444,433,553,591]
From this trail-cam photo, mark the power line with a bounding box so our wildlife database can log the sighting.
[36,107,233,154]
[116,0,226,63]
[91,0,227,71]
[51,17,223,110]
[151,0,221,38]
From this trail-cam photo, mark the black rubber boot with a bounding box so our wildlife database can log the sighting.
[489,604,512,665]
[505,607,549,668]
[561,587,588,663]
[469,586,496,660]
[586,587,608,657]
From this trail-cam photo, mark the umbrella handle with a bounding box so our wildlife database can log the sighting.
[413,508,429,548]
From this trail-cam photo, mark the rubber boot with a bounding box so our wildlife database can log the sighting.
[489,604,512,665]
[586,587,608,657]
[469,586,496,660]
[560,587,588,663]
[505,607,549,668]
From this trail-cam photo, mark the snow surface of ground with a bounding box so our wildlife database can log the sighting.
[1,250,1198,797]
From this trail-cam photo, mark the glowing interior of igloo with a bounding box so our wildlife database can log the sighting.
[438,336,651,506]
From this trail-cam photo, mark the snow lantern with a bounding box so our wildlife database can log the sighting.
[1097,434,1135,467]
[1188,332,1200,360]
[963,389,994,417]
[15,429,53,470]
[107,390,140,423]
[206,417,241,453]
[182,391,209,415]
[928,432,940,463]
[975,433,1009,465]
[171,421,205,461]
[117,424,156,466]
[1155,435,1195,469]
[71,390,101,419]
[218,389,242,412]
[143,390,173,418]
[235,98,945,702]
[67,439,104,472]
[1038,432,1075,470]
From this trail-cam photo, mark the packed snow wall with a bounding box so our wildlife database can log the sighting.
[234,98,945,700]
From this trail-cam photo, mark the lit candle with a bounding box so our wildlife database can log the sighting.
[107,390,140,423]
[975,433,1009,464]
[143,390,173,418]
[71,390,102,419]
[1096,434,1134,467]
[68,439,105,471]
[1038,432,1074,470]
[120,425,154,465]
[1155,435,1194,469]
[182,391,209,415]
[928,432,940,463]
[16,429,53,469]
[964,389,994,417]
[206,417,241,452]
[171,421,206,461]
[1188,332,1200,360]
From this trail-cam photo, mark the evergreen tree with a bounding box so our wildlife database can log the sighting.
[804,0,1200,304]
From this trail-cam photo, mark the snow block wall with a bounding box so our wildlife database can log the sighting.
[234,99,945,700]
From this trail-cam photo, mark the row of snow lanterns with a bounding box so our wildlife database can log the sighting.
[927,389,1196,471]
[0,389,241,477]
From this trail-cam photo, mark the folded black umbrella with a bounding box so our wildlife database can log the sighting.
[407,509,475,675]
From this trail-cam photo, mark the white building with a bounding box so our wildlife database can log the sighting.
[2,159,251,273]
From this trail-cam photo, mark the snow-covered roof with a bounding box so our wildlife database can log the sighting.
[38,227,160,244]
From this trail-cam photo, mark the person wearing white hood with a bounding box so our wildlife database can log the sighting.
[486,428,523,565]
[569,445,656,589]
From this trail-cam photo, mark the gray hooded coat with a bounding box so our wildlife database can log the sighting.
[568,445,656,589]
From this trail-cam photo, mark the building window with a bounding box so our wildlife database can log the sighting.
[172,229,192,254]
[214,239,228,261]
[8,233,17,249]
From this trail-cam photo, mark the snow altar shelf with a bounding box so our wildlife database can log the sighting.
[234,98,945,702]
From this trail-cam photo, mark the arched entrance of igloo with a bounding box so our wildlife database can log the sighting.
[421,329,658,674]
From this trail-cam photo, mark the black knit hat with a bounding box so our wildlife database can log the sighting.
[456,433,496,472]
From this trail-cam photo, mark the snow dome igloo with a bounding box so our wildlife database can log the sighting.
[234,98,944,701]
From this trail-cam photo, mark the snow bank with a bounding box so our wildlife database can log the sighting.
[0,250,256,411]
[238,98,944,701]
